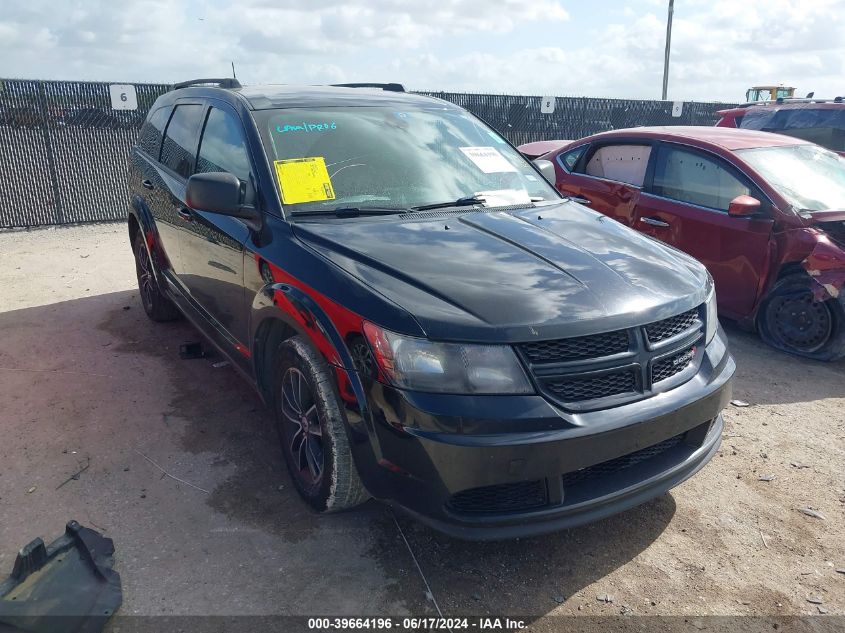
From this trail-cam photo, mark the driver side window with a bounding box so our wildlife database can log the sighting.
[196,107,253,185]
[651,145,750,212]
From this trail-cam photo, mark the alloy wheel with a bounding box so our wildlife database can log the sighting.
[280,367,325,487]
[136,241,155,312]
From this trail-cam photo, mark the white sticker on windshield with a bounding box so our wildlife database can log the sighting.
[460,146,518,173]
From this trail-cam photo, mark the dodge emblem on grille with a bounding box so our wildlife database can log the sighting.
[673,347,696,367]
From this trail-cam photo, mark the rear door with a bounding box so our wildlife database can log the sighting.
[133,106,181,273]
[156,101,207,288]
[177,103,255,353]
[554,141,653,226]
[633,142,775,318]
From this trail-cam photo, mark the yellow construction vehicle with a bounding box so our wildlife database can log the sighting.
[745,85,796,102]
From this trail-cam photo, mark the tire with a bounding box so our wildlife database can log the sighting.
[757,273,845,361]
[273,336,370,512]
[132,232,181,322]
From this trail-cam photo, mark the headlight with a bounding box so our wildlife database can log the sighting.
[362,322,534,394]
[705,275,719,344]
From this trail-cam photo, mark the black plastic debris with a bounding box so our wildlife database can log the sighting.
[178,341,205,360]
[0,521,122,633]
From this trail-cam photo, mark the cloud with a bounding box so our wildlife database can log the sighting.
[0,0,841,101]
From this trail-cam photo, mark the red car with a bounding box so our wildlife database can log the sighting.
[716,100,845,157]
[522,127,845,360]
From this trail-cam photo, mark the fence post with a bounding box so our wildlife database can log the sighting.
[35,81,64,224]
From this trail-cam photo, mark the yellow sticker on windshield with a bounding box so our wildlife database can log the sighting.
[274,157,336,204]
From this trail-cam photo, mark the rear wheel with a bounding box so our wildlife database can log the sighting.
[758,274,845,361]
[273,336,369,512]
[133,233,181,322]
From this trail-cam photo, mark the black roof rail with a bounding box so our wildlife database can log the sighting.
[173,78,242,90]
[738,96,845,108]
[331,82,405,92]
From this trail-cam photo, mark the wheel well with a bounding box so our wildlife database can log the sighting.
[775,261,807,282]
[254,318,297,402]
[128,214,140,248]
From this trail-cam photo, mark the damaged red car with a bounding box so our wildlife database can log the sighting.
[526,127,845,360]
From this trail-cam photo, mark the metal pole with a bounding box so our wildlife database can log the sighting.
[36,81,64,224]
[661,0,674,100]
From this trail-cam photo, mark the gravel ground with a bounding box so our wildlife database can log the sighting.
[0,223,843,628]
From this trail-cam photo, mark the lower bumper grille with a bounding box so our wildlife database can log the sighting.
[445,422,711,518]
[446,479,547,515]
[561,433,684,487]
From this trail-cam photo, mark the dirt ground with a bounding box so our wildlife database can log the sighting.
[0,223,843,626]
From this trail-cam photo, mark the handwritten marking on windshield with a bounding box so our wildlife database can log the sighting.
[276,122,337,133]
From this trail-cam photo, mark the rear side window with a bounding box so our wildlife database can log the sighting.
[160,104,205,178]
[196,108,252,183]
[584,144,651,186]
[137,107,170,157]
[651,146,750,212]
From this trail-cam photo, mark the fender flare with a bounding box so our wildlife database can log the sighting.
[128,195,166,286]
[249,282,385,476]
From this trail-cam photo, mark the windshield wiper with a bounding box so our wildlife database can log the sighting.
[412,195,486,212]
[289,206,411,218]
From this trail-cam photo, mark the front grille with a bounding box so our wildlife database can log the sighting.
[545,369,636,403]
[520,330,629,363]
[447,479,547,515]
[561,434,684,488]
[520,305,704,411]
[644,309,699,344]
[652,346,696,383]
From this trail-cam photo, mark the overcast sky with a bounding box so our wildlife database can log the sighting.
[1,0,843,102]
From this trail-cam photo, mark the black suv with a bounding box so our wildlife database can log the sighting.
[128,79,735,539]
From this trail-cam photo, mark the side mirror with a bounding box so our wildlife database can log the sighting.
[533,159,557,185]
[727,194,761,217]
[186,172,262,228]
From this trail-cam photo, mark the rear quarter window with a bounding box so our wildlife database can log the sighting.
[137,107,170,157]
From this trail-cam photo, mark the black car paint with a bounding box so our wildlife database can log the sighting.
[128,84,734,538]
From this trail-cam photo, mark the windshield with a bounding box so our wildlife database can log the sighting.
[255,106,559,213]
[735,144,845,212]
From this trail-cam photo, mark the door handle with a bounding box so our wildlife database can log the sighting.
[141,179,154,190]
[177,207,193,222]
[570,196,591,205]
[640,216,670,228]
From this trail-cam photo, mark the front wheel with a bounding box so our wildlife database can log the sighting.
[758,274,845,361]
[273,336,370,512]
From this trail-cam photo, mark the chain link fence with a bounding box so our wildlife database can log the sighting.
[417,92,735,148]
[0,78,734,229]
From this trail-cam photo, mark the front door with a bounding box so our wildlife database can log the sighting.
[177,104,255,355]
[633,142,774,319]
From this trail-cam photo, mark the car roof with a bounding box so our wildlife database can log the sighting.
[719,101,845,115]
[163,83,454,111]
[578,126,808,151]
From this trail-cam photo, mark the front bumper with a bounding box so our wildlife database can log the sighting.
[359,328,734,540]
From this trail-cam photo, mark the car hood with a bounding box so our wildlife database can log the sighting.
[292,201,710,342]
